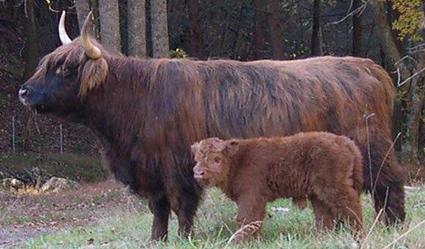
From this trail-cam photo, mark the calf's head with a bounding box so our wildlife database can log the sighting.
[191,137,239,187]
[18,11,108,117]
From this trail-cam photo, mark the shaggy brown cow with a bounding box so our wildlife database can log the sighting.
[191,133,364,241]
[19,12,404,240]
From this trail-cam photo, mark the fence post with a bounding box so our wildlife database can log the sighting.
[59,124,63,154]
[12,116,16,153]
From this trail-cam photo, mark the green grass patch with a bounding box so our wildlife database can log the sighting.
[0,152,108,183]
[23,186,425,249]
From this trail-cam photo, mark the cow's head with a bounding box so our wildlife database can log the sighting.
[18,11,108,117]
[191,137,240,187]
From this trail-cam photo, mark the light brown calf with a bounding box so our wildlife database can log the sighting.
[192,132,363,242]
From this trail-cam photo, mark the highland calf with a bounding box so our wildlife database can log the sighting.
[192,132,364,242]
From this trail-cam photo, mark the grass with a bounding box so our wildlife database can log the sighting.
[0,152,108,183]
[23,185,425,249]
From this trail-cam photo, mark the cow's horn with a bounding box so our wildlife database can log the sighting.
[81,12,102,59]
[59,11,72,45]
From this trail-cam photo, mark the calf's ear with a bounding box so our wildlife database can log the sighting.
[191,142,200,155]
[210,137,227,151]
[225,140,239,155]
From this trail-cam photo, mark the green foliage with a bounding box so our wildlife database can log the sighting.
[392,0,425,42]
[170,48,188,59]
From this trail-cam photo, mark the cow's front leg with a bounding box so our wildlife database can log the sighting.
[172,189,201,238]
[148,193,171,241]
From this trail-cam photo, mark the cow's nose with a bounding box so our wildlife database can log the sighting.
[18,87,29,98]
[18,86,32,106]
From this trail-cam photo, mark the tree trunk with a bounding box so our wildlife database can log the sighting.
[370,0,424,164]
[127,0,147,57]
[187,0,203,58]
[253,0,268,59]
[267,0,284,59]
[311,0,321,56]
[232,1,246,60]
[98,0,121,52]
[417,3,425,163]
[420,104,425,162]
[352,0,362,56]
[89,0,101,39]
[151,0,169,58]
[75,0,90,31]
[401,56,425,165]
[23,0,38,79]
[369,0,405,75]
[22,0,38,150]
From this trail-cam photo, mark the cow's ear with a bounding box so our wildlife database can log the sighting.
[191,142,200,155]
[79,57,108,98]
[225,140,239,155]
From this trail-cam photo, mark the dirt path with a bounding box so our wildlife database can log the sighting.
[0,179,145,248]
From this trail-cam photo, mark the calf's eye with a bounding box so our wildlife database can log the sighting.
[213,157,221,163]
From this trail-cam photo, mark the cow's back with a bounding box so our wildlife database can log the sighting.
[196,56,394,140]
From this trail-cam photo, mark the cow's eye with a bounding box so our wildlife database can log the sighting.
[213,157,221,163]
[55,66,71,77]
[62,67,70,76]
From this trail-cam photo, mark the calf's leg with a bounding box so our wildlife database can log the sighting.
[336,188,363,234]
[293,196,308,209]
[313,186,363,234]
[310,196,335,230]
[232,195,267,243]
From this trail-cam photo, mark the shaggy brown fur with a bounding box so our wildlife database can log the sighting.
[20,30,405,240]
[192,133,364,241]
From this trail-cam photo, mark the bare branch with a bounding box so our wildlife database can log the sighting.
[382,218,425,249]
[372,132,401,193]
[398,67,425,87]
[394,55,416,66]
[407,42,425,54]
[331,0,368,25]
[226,221,263,245]
[364,111,375,200]
[359,209,384,249]
[395,67,401,86]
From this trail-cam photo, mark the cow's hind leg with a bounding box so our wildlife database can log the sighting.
[148,193,171,241]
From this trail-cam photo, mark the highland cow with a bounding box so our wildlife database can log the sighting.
[19,11,404,240]
[192,133,364,241]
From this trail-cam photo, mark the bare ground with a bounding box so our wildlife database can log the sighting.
[0,179,145,248]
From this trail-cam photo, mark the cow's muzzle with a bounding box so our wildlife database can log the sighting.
[18,85,31,106]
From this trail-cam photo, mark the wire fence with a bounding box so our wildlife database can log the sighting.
[9,115,64,154]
